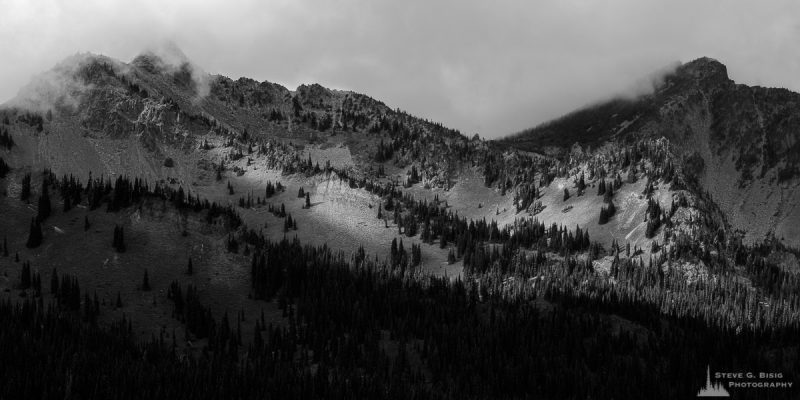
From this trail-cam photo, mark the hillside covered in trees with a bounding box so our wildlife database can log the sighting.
[0,49,798,398]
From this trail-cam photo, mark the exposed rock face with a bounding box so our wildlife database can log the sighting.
[4,52,798,246]
[656,58,800,245]
[1,48,466,191]
[1,51,296,184]
[656,58,800,184]
[501,57,800,246]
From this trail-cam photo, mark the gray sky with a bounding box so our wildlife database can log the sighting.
[1,0,798,138]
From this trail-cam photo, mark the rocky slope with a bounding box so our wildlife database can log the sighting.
[2,48,471,186]
[500,57,800,246]
[2,51,797,254]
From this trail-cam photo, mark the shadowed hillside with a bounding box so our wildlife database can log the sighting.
[0,50,798,399]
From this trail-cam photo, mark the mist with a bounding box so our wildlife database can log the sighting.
[136,41,212,99]
[1,0,798,138]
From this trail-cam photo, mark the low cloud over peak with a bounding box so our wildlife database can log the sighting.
[1,0,798,138]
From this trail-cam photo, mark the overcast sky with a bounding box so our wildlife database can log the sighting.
[1,0,798,138]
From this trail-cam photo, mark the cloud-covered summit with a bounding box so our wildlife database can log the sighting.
[1,0,798,138]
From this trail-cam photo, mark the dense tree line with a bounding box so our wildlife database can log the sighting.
[0,179,798,399]
[18,231,779,399]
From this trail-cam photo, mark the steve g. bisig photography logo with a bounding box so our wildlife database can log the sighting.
[697,365,793,397]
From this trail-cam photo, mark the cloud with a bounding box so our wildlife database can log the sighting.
[7,53,111,113]
[136,40,212,99]
[0,0,798,138]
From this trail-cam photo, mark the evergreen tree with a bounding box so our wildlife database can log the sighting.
[20,261,31,289]
[0,157,9,178]
[0,128,14,149]
[227,234,239,253]
[20,173,31,202]
[32,272,41,296]
[601,201,616,224]
[112,225,126,253]
[284,215,292,232]
[51,268,59,294]
[628,168,638,183]
[603,183,615,203]
[25,218,43,248]
[651,240,660,253]
[142,269,151,291]
[63,192,71,212]
[411,243,422,267]
[37,180,51,221]
[187,258,193,276]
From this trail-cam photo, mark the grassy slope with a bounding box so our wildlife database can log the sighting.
[191,164,463,278]
[538,176,673,253]
[0,171,279,347]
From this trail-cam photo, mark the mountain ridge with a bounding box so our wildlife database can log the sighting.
[1,48,800,399]
[498,56,800,245]
[1,50,798,247]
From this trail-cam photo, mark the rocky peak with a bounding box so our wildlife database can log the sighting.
[672,57,730,88]
[130,53,164,74]
[297,83,332,98]
[131,41,191,71]
[296,83,336,109]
